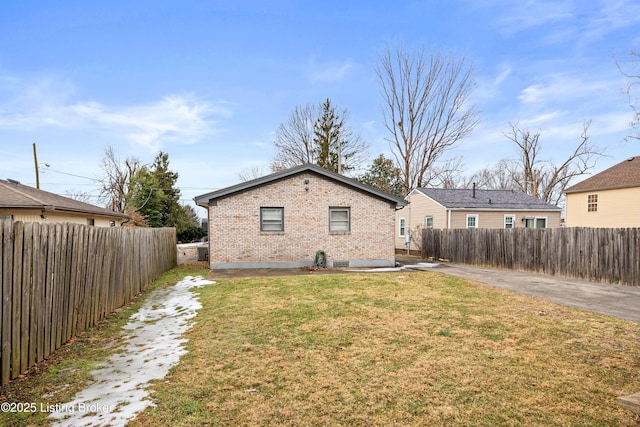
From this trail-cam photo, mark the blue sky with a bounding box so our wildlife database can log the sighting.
[1,0,639,213]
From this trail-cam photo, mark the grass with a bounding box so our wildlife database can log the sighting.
[0,264,209,427]
[127,271,640,426]
[2,268,640,426]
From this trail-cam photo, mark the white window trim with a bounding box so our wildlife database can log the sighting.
[524,216,548,228]
[587,194,598,213]
[399,217,406,237]
[466,214,479,229]
[424,215,433,229]
[535,217,548,228]
[504,214,515,229]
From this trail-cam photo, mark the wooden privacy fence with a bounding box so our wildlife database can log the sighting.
[0,221,177,386]
[422,227,640,287]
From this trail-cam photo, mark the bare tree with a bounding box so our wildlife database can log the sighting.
[374,44,480,195]
[64,190,93,203]
[502,120,604,205]
[616,49,640,141]
[468,159,516,190]
[100,146,142,212]
[237,165,269,182]
[424,156,467,189]
[270,100,369,175]
[271,103,317,171]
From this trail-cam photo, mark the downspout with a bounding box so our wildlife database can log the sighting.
[447,209,452,229]
[407,199,412,254]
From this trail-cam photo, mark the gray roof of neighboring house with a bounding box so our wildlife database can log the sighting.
[194,163,408,207]
[0,179,130,219]
[565,155,640,193]
[413,187,561,211]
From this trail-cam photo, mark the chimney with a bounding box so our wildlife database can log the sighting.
[472,182,476,198]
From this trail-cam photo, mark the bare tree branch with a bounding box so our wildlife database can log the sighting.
[501,120,604,205]
[270,100,369,175]
[270,103,317,171]
[615,49,640,141]
[99,146,142,212]
[374,44,480,194]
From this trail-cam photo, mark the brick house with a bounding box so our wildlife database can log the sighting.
[194,163,407,269]
[565,156,640,227]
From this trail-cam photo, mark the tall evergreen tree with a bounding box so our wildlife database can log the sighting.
[313,99,347,173]
[150,151,181,226]
[125,167,164,227]
[271,99,369,175]
[358,154,404,197]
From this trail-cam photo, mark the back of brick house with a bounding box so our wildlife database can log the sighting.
[195,164,406,269]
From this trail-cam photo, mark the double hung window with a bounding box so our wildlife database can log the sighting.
[261,207,284,231]
[329,207,350,232]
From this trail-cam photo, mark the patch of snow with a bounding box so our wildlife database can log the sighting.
[346,262,441,273]
[48,276,215,427]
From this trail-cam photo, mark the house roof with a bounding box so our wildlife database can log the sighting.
[413,187,561,211]
[194,163,408,207]
[0,179,130,219]
[564,156,640,193]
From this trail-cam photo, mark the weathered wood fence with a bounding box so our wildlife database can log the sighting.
[0,221,177,386]
[422,227,640,287]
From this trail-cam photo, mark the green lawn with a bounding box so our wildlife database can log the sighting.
[2,269,639,426]
[131,271,640,426]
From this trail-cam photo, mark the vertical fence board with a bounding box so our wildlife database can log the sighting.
[1,221,12,385]
[422,227,640,287]
[11,222,24,379]
[1,223,177,386]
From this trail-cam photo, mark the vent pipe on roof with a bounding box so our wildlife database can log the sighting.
[472,182,476,198]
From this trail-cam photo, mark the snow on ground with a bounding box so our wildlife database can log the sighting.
[346,262,441,273]
[49,276,215,427]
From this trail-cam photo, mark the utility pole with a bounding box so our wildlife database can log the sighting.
[33,143,40,189]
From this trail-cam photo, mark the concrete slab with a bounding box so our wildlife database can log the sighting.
[396,257,640,324]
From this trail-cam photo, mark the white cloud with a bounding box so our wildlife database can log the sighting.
[0,75,230,150]
[518,73,611,105]
[494,0,574,35]
[494,65,512,86]
[308,58,357,83]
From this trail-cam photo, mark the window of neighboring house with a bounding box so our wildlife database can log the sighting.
[109,221,116,227]
[87,218,95,226]
[587,194,598,212]
[399,218,406,237]
[504,215,515,229]
[466,214,478,229]
[0,214,12,221]
[424,215,434,228]
[329,207,350,232]
[260,207,284,232]
[524,217,547,228]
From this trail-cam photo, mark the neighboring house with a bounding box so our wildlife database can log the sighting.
[564,156,640,228]
[0,179,129,226]
[396,187,562,251]
[194,163,407,269]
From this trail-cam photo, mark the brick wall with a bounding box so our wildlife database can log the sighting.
[208,172,397,268]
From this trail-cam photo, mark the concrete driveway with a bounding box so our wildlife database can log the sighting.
[396,257,640,324]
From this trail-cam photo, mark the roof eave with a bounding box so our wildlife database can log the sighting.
[194,164,407,207]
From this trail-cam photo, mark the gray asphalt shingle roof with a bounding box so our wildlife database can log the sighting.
[194,163,408,207]
[414,188,561,210]
[0,179,129,219]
